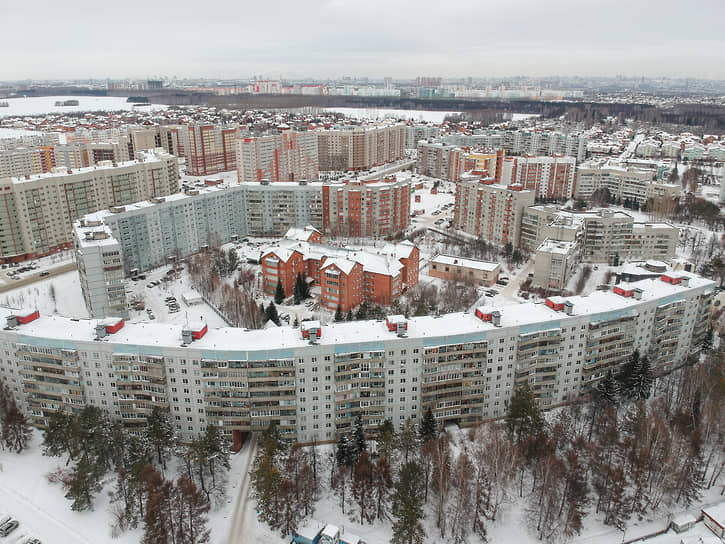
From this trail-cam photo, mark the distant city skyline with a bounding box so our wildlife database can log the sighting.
[3,0,724,80]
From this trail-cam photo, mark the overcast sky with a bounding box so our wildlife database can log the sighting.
[3,0,724,81]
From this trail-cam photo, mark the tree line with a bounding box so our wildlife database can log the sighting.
[42,406,229,543]
[251,345,725,544]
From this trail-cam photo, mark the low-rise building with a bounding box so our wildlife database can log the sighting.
[428,255,501,286]
[575,161,680,205]
[533,239,580,291]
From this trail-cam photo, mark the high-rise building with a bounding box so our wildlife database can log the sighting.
[74,220,127,319]
[0,149,179,262]
[0,271,713,445]
[236,131,318,182]
[186,124,240,175]
[499,154,576,200]
[416,141,466,181]
[321,176,411,237]
[316,124,406,172]
[453,176,535,247]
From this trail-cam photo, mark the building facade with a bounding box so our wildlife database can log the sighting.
[79,181,325,275]
[575,162,680,205]
[186,124,240,175]
[0,149,179,262]
[428,255,501,286]
[416,141,466,181]
[499,154,576,200]
[317,124,406,172]
[236,131,319,182]
[0,271,713,446]
[453,176,536,247]
[321,177,411,237]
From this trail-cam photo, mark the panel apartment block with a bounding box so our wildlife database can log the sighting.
[0,271,712,446]
[0,149,179,262]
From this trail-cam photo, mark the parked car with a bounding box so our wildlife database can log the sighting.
[0,520,19,537]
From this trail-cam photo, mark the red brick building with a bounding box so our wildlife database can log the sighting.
[187,124,240,175]
[322,176,411,237]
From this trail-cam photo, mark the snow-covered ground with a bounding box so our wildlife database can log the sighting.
[0,127,40,139]
[0,270,88,318]
[0,96,167,118]
[323,107,460,123]
[0,429,247,544]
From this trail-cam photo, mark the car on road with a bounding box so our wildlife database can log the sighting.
[39,271,50,277]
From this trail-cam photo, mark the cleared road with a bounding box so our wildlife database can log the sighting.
[0,262,77,294]
[226,434,258,544]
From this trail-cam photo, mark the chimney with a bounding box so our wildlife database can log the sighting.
[5,316,17,329]
[95,324,107,339]
[679,277,690,287]
[182,330,193,344]
[564,301,574,315]
[492,311,501,327]
[632,288,643,300]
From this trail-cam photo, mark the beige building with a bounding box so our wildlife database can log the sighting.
[236,131,319,182]
[416,141,466,181]
[575,161,680,204]
[453,176,536,247]
[0,149,178,261]
[317,124,406,172]
[533,239,580,290]
[428,255,501,286]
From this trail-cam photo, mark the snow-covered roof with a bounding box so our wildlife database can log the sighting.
[0,272,714,353]
[702,502,725,524]
[321,525,340,537]
[431,254,499,272]
[320,257,358,275]
[284,226,320,242]
[537,239,577,255]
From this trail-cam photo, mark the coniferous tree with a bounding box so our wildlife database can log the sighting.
[274,280,285,304]
[391,461,425,544]
[630,356,654,401]
[334,305,344,322]
[419,407,438,443]
[702,326,714,351]
[616,350,640,398]
[397,417,418,464]
[376,419,396,462]
[66,454,103,511]
[352,413,367,460]
[1,400,31,453]
[145,407,176,470]
[505,385,544,443]
[265,302,281,326]
[336,433,353,468]
[293,274,303,304]
[596,371,619,405]
[42,410,75,460]
[143,469,172,544]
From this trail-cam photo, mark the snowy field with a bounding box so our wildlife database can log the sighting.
[0,127,40,139]
[0,96,168,118]
[0,270,88,318]
[324,107,460,123]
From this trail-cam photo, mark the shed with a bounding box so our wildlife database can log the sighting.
[671,512,697,533]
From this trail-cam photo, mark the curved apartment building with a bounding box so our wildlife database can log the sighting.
[0,271,712,449]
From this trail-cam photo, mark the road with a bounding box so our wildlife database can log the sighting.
[0,262,77,294]
[226,433,258,544]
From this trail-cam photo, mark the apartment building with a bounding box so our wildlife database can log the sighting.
[316,124,406,171]
[0,146,56,178]
[428,255,501,286]
[261,237,419,311]
[236,131,318,182]
[186,124,240,175]
[466,150,505,182]
[405,125,441,149]
[74,220,127,319]
[416,141,466,181]
[79,181,325,275]
[0,271,712,446]
[321,176,411,237]
[444,130,588,162]
[499,154,577,200]
[0,149,179,262]
[453,176,536,247]
[533,240,580,290]
[575,161,680,204]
